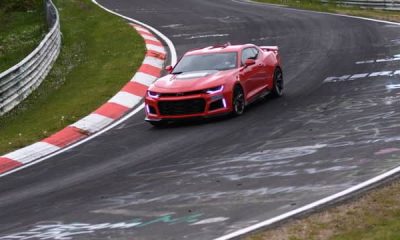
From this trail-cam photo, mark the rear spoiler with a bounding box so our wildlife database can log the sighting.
[260,46,279,53]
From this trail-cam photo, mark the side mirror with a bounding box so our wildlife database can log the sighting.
[244,59,256,67]
[165,65,173,73]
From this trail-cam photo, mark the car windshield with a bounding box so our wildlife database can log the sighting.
[172,52,237,74]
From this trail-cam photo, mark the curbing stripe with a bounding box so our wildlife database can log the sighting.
[94,102,130,119]
[3,142,60,164]
[130,24,150,33]
[131,72,158,86]
[145,39,163,47]
[71,113,115,133]
[136,29,155,37]
[0,157,22,174]
[142,34,159,42]
[146,51,167,61]
[143,56,165,69]
[42,126,87,148]
[146,44,167,54]
[122,81,148,97]
[108,91,142,109]
[138,64,163,78]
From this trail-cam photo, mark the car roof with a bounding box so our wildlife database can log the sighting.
[185,44,256,56]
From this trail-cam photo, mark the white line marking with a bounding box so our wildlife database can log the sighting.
[369,71,392,77]
[356,57,400,65]
[191,217,230,225]
[376,57,400,63]
[323,75,350,83]
[350,73,368,79]
[186,34,229,39]
[386,84,400,90]
[324,70,400,83]
[356,60,374,64]
[92,0,177,65]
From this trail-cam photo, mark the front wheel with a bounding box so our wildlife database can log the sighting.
[271,68,284,98]
[232,86,245,116]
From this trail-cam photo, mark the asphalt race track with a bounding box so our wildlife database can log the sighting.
[1,0,400,239]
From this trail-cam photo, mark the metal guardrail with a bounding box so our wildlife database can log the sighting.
[326,0,400,10]
[0,0,61,116]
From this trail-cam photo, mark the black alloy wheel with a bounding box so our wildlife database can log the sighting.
[271,68,284,98]
[232,86,245,116]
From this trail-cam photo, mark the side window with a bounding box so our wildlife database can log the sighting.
[241,48,258,65]
[241,48,253,65]
[250,48,259,59]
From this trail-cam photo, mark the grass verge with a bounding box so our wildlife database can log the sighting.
[256,0,400,22]
[0,0,46,72]
[0,0,145,155]
[247,1,400,240]
[247,180,400,240]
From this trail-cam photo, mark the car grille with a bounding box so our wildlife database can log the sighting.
[158,99,205,115]
[159,90,204,97]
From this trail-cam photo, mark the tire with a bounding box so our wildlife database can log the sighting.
[271,68,284,98]
[232,85,245,116]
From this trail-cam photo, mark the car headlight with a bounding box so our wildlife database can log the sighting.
[147,91,160,98]
[205,85,224,94]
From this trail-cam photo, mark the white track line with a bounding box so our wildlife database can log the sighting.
[214,1,400,240]
[0,1,177,178]
[92,0,177,65]
[214,165,400,240]
[233,0,400,26]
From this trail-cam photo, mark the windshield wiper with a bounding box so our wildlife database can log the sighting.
[172,71,183,75]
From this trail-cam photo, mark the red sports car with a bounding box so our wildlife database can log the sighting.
[145,43,283,126]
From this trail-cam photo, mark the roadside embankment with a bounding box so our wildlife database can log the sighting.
[0,0,46,72]
[0,0,145,155]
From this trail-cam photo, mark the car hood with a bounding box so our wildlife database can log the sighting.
[151,70,235,92]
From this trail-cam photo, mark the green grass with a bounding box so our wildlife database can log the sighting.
[247,180,400,240]
[0,0,46,72]
[256,0,400,22]
[0,0,145,155]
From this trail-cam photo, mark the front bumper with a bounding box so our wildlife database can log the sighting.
[144,92,232,121]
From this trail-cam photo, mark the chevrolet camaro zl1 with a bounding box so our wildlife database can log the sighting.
[145,43,283,126]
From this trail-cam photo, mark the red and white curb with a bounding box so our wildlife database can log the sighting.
[0,23,166,174]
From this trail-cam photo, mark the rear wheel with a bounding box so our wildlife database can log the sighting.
[271,68,284,98]
[232,85,245,116]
